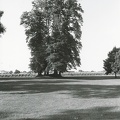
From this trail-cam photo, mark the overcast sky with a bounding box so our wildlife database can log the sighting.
[0,0,120,72]
[80,0,120,71]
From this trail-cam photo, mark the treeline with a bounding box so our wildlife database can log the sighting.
[20,0,83,76]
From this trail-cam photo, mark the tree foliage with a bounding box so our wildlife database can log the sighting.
[21,6,47,75]
[21,0,83,76]
[111,50,120,77]
[14,69,20,74]
[114,50,120,68]
[103,47,120,76]
[0,11,5,34]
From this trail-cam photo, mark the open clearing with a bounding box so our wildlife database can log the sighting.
[1,76,120,120]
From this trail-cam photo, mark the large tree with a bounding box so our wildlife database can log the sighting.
[21,0,83,76]
[103,47,120,76]
[45,0,83,75]
[0,11,5,34]
[21,7,48,75]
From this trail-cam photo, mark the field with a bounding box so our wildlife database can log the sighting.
[1,75,120,120]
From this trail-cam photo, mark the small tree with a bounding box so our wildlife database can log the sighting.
[14,70,20,74]
[111,50,120,78]
[9,71,13,74]
[103,47,120,77]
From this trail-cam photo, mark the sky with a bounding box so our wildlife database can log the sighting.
[0,0,120,72]
[80,0,120,71]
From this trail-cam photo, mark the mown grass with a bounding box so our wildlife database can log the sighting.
[1,76,120,120]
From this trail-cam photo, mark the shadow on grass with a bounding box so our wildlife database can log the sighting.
[0,75,119,80]
[39,107,120,120]
[63,75,120,80]
[0,111,13,119]
[17,107,120,120]
[1,80,120,98]
[35,75,120,80]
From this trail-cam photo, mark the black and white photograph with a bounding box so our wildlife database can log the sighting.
[0,0,120,119]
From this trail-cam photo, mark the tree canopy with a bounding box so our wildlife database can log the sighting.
[21,0,83,76]
[0,11,5,34]
[103,47,120,77]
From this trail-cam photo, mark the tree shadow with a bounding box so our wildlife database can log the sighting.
[40,107,120,120]
[0,75,119,80]
[66,84,120,98]
[17,107,120,120]
[1,80,120,98]
[0,111,13,119]
[63,75,120,80]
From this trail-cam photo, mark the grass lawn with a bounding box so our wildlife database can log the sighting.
[1,76,120,120]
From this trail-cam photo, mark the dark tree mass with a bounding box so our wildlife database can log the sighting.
[0,11,5,34]
[103,47,120,77]
[21,0,83,76]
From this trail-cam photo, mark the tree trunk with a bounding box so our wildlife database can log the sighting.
[38,72,42,76]
[115,72,117,78]
[44,71,47,75]
[53,69,58,75]
[59,71,62,76]
[37,69,43,76]
[47,71,49,75]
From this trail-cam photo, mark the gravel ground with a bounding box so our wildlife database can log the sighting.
[0,78,120,120]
